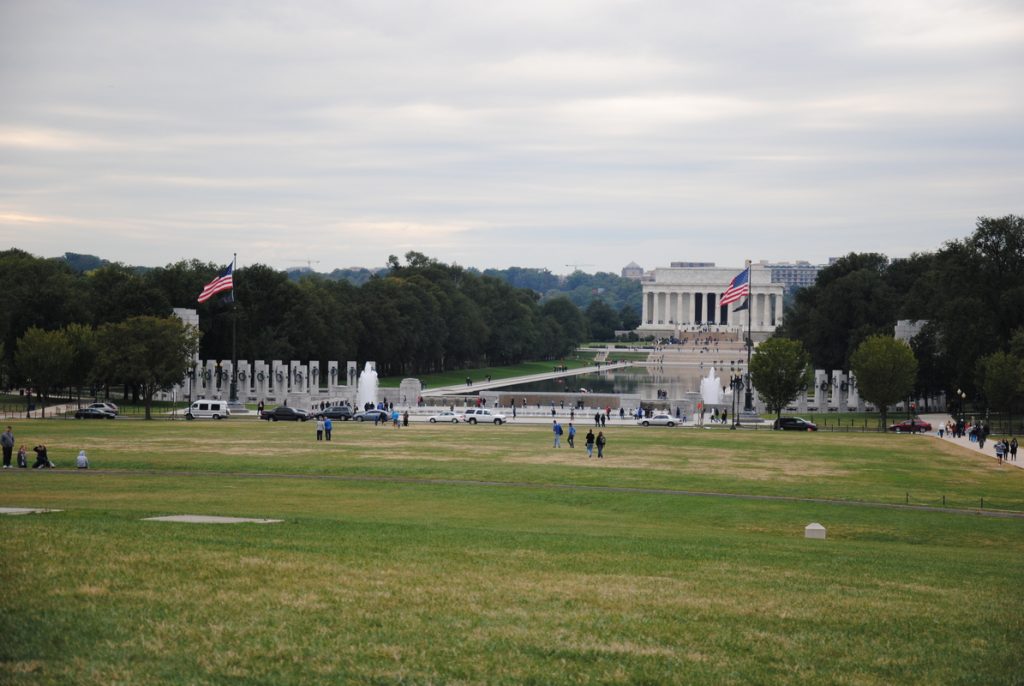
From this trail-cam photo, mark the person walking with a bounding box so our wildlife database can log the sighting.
[316,417,325,441]
[995,439,1005,464]
[567,423,576,448]
[600,413,606,428]
[1011,437,1018,461]
[1,425,13,468]
[594,412,601,427]
[403,410,409,427]
[324,417,333,441]
[596,431,606,459]
[585,429,595,458]
[552,420,563,448]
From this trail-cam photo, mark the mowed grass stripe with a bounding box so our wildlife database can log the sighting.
[10,466,1024,519]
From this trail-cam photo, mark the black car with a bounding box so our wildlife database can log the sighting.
[318,405,354,420]
[75,407,116,419]
[260,407,310,422]
[353,409,389,422]
[772,417,818,431]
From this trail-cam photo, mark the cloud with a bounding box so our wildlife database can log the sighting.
[0,0,1021,272]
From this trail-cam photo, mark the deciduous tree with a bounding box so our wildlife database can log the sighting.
[850,336,917,428]
[749,338,811,420]
[94,316,200,419]
[15,327,73,417]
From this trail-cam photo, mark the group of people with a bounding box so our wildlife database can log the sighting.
[1,425,88,469]
[942,418,1019,463]
[552,421,606,458]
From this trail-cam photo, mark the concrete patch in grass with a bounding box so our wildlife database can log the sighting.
[143,514,282,524]
[0,507,62,515]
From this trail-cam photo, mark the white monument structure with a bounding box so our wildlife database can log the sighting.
[638,264,784,340]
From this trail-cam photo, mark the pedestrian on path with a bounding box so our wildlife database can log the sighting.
[1,426,13,468]
[995,439,1006,464]
[1011,437,1018,461]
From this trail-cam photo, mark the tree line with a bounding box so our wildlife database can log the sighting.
[0,249,636,409]
[759,215,1024,424]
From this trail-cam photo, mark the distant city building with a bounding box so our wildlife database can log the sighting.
[756,260,824,291]
[621,261,644,280]
[669,261,715,268]
[894,320,927,343]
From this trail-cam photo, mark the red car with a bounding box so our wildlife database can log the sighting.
[889,418,932,433]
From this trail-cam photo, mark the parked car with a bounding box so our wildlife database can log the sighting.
[889,418,932,433]
[186,400,231,420]
[88,402,119,415]
[75,407,116,420]
[353,409,389,422]
[637,413,677,427]
[428,410,466,423]
[772,417,818,431]
[318,405,354,420]
[463,408,507,425]
[260,406,310,422]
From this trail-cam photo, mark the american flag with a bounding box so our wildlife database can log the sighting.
[719,267,750,307]
[197,263,234,303]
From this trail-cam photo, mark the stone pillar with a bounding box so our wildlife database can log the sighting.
[829,370,842,411]
[346,361,358,388]
[235,360,249,399]
[813,369,827,409]
[668,292,677,324]
[203,360,217,397]
[848,372,862,411]
[220,360,233,399]
[837,371,849,412]
[399,378,423,407]
[272,360,286,398]
[254,361,268,401]
[707,292,716,324]
[309,361,321,393]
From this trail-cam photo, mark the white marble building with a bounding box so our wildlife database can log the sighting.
[638,264,784,340]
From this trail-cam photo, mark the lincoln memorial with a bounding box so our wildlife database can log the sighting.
[638,264,784,340]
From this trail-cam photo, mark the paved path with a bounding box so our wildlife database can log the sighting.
[921,413,1022,470]
[420,361,632,397]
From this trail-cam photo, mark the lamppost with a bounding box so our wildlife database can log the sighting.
[729,369,744,429]
[957,388,966,422]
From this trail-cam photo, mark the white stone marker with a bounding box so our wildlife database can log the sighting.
[805,522,827,539]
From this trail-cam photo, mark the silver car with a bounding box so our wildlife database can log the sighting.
[637,413,678,427]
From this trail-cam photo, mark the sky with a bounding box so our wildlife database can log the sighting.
[1,0,1022,275]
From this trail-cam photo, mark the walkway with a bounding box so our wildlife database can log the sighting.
[921,413,1022,470]
[420,361,632,397]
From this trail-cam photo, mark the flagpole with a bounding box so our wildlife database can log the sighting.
[229,253,239,404]
[744,259,754,413]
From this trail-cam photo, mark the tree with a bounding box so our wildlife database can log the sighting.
[585,300,620,341]
[749,338,811,420]
[94,316,200,419]
[15,327,74,417]
[976,351,1024,434]
[64,323,98,404]
[849,336,918,428]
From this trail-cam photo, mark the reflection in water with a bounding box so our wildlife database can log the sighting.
[498,367,728,402]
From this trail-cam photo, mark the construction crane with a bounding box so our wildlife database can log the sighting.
[565,263,594,272]
[287,259,321,271]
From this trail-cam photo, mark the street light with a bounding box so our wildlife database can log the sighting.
[729,367,744,429]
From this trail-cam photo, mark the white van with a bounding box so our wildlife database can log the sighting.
[185,400,231,420]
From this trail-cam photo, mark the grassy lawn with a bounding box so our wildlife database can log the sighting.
[378,353,598,388]
[2,420,1023,685]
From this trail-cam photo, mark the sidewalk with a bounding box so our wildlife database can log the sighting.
[921,413,1022,470]
[420,361,632,397]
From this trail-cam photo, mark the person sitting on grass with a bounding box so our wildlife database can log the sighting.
[32,444,53,469]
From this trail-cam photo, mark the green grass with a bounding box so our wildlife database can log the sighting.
[2,420,1023,685]
[378,353,598,388]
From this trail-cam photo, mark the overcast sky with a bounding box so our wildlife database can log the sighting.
[1,0,1021,274]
